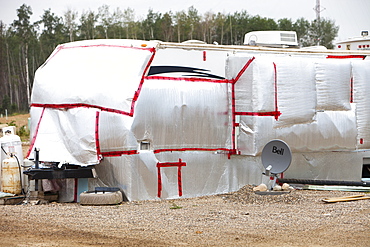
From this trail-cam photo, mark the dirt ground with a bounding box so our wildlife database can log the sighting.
[0,113,30,129]
[0,188,369,247]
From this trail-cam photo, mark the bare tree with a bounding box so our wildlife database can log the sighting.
[98,5,112,39]
[12,4,33,105]
[64,8,78,42]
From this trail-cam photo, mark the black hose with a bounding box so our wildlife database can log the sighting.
[277,178,370,187]
[13,154,25,195]
[1,145,7,155]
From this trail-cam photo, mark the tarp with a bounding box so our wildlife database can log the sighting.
[352,60,370,148]
[31,39,157,114]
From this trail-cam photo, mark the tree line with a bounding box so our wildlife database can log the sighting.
[0,4,339,114]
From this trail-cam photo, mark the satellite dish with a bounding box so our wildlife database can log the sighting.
[261,139,292,175]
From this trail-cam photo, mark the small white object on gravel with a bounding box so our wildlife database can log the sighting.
[252,183,268,192]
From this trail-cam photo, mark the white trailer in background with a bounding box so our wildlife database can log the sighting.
[335,31,370,51]
[26,38,370,201]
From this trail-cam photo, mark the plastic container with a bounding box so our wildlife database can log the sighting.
[0,134,23,162]
[0,132,24,192]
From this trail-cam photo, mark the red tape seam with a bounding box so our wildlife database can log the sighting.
[31,103,132,116]
[153,148,232,154]
[26,107,45,158]
[145,76,229,84]
[130,49,157,116]
[95,111,101,160]
[44,44,155,65]
[326,55,366,60]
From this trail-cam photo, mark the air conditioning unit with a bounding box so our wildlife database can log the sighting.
[244,31,298,48]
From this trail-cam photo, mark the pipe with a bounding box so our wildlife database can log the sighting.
[34,148,40,191]
[277,178,370,187]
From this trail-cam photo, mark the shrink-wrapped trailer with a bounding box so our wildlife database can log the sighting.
[25,38,370,201]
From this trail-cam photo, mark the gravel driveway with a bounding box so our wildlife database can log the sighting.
[1,186,369,246]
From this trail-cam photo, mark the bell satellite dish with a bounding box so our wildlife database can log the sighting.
[261,139,292,175]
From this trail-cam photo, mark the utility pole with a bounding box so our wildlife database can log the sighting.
[313,0,325,45]
[314,0,325,21]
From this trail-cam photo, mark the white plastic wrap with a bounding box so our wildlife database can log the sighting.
[131,78,232,150]
[285,151,365,181]
[275,107,357,152]
[315,59,351,111]
[98,111,137,152]
[226,55,275,113]
[90,152,265,201]
[238,106,357,156]
[237,115,275,156]
[29,107,99,165]
[274,57,317,127]
[31,39,156,113]
[352,60,370,148]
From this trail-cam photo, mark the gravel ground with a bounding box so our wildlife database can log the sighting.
[1,185,369,246]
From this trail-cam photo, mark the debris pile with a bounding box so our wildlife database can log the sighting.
[222,184,305,205]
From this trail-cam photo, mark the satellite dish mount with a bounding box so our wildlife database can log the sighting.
[261,140,292,189]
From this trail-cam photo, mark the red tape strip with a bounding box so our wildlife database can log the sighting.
[273,62,279,120]
[153,148,232,154]
[156,159,186,198]
[326,55,366,60]
[235,111,282,117]
[26,107,46,158]
[145,76,229,83]
[101,150,138,156]
[31,103,132,116]
[45,44,155,64]
[95,111,101,160]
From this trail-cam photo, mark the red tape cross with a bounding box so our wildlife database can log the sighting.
[156,159,186,198]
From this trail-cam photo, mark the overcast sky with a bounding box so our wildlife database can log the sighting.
[0,0,369,42]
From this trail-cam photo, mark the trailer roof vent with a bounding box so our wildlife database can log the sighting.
[244,31,298,48]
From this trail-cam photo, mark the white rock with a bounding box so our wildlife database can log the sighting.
[282,183,290,190]
[287,186,295,191]
[253,183,268,192]
[273,185,282,191]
